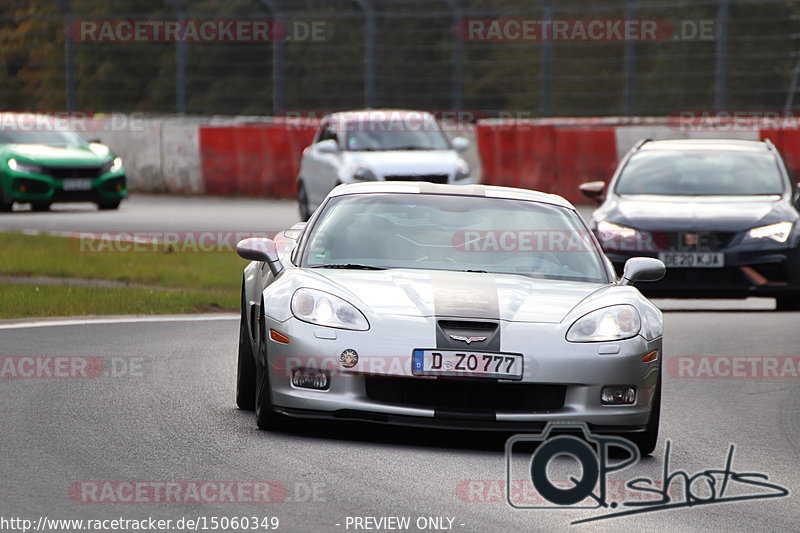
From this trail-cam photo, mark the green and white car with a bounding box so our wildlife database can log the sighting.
[0,130,127,211]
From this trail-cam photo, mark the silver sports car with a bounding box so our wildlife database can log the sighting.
[235,182,666,454]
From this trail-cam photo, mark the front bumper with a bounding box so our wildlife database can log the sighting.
[607,247,800,298]
[1,171,127,203]
[262,316,661,432]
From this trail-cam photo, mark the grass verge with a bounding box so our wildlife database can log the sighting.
[0,232,247,318]
[0,284,237,318]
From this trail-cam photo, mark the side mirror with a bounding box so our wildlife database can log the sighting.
[317,139,339,154]
[579,181,606,204]
[451,136,470,152]
[236,238,283,276]
[620,257,665,286]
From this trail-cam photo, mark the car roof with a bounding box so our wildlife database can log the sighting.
[638,138,771,153]
[329,182,575,209]
[324,109,437,123]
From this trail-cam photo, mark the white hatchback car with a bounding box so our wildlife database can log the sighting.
[296,110,478,220]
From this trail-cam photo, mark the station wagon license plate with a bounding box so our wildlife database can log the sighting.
[412,349,523,380]
[658,251,724,268]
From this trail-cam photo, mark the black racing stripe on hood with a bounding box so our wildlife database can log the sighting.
[431,271,501,351]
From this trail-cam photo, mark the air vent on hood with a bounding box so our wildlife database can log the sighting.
[438,320,497,331]
[384,174,448,184]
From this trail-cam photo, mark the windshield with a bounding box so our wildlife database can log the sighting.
[0,131,88,148]
[615,150,785,196]
[302,193,609,283]
[344,121,451,151]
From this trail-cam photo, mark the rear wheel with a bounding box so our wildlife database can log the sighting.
[297,182,311,222]
[236,287,257,410]
[30,202,51,212]
[255,315,287,430]
[776,294,800,311]
[97,200,121,210]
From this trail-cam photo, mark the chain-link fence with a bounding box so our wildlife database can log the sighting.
[1,0,799,116]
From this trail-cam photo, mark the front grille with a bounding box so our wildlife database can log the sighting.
[365,376,566,412]
[651,231,736,252]
[43,165,104,179]
[384,174,448,184]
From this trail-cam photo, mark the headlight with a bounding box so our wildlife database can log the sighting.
[566,305,641,342]
[352,167,377,181]
[7,158,44,175]
[102,157,123,174]
[597,220,638,239]
[291,288,369,330]
[455,159,470,180]
[744,222,793,244]
[596,221,653,252]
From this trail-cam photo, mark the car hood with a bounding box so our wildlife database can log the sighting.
[603,195,795,231]
[309,268,604,323]
[2,143,113,166]
[343,150,459,176]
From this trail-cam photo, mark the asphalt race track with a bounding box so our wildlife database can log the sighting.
[0,195,299,233]
[1,196,798,532]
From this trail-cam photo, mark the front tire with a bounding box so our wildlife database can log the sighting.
[97,200,121,210]
[255,317,287,430]
[31,202,51,212]
[629,371,661,456]
[0,187,13,212]
[776,294,800,311]
[236,288,257,410]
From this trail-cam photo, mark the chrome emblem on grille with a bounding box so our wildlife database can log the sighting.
[449,335,487,344]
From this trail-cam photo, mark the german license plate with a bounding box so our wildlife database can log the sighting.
[411,349,523,380]
[658,251,724,268]
[62,178,93,191]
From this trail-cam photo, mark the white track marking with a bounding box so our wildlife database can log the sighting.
[0,314,238,330]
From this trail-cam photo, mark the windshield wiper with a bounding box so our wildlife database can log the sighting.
[453,269,488,273]
[311,263,387,270]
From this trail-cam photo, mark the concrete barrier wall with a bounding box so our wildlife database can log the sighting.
[80,114,800,204]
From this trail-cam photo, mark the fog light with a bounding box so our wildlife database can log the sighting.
[291,367,329,390]
[601,386,636,405]
[19,185,26,193]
